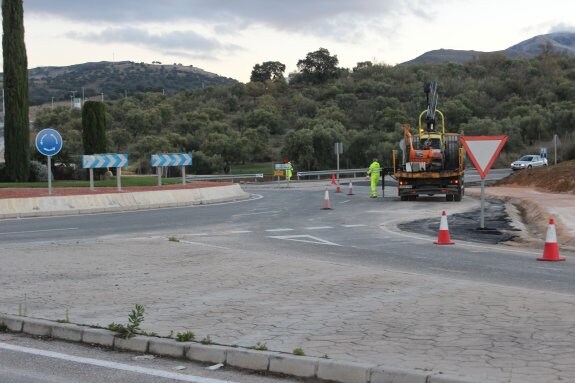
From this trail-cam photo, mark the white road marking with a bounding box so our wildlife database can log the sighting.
[268,234,341,246]
[0,227,78,236]
[0,342,235,383]
[265,228,294,232]
[232,210,280,217]
[227,230,252,234]
[179,240,232,250]
[304,226,333,230]
[341,224,367,228]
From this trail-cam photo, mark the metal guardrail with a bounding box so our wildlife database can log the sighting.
[186,173,264,182]
[296,168,367,180]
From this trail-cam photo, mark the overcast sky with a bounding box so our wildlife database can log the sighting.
[4,0,575,82]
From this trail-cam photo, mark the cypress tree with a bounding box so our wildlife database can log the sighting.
[82,101,107,155]
[2,0,30,181]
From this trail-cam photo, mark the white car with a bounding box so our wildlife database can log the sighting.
[511,155,547,170]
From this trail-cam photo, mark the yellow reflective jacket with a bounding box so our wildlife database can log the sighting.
[367,161,380,179]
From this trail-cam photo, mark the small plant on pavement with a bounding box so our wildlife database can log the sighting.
[168,236,179,242]
[292,347,305,356]
[175,331,195,342]
[108,304,145,339]
[56,309,70,323]
[252,342,268,351]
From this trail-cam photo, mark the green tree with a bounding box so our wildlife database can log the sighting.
[250,61,286,82]
[296,48,339,84]
[2,0,30,181]
[82,101,107,154]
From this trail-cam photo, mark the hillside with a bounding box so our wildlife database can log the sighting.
[1,61,237,106]
[402,32,575,65]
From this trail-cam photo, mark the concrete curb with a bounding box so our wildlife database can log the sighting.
[0,184,250,219]
[0,314,478,383]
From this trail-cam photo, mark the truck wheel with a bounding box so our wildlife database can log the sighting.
[400,196,408,201]
[454,191,462,202]
[446,195,454,202]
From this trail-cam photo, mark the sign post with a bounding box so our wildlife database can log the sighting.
[460,136,508,229]
[82,154,129,191]
[334,142,343,184]
[35,128,63,195]
[151,153,193,186]
[275,163,290,187]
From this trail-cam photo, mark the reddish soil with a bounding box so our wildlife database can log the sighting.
[495,160,575,194]
[0,181,232,199]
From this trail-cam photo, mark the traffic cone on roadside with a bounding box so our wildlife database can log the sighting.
[321,188,332,210]
[335,181,341,193]
[434,210,455,245]
[537,218,565,261]
[331,174,337,185]
[347,181,354,195]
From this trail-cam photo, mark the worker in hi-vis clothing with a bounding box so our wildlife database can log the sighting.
[285,161,293,185]
[367,158,381,198]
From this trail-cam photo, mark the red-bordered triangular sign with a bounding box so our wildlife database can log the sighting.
[460,136,508,179]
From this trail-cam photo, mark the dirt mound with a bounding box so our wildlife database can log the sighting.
[495,160,575,194]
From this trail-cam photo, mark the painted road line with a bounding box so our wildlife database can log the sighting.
[0,342,235,383]
[227,230,252,234]
[179,240,232,250]
[0,227,78,236]
[268,234,341,247]
[304,226,333,230]
[232,210,280,217]
[264,228,294,232]
[341,224,367,228]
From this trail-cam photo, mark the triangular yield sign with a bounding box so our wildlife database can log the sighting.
[460,136,508,179]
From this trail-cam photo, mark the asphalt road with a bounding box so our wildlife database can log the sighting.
[1,183,574,294]
[0,334,302,383]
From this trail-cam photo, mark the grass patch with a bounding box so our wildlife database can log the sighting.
[228,162,274,175]
[0,176,183,189]
[175,331,195,342]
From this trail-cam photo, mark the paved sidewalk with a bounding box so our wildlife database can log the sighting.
[1,234,575,383]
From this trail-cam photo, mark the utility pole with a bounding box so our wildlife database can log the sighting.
[70,90,76,108]
[82,87,85,107]
[101,92,104,102]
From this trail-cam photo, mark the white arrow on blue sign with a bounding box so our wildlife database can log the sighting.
[151,153,192,167]
[82,153,129,169]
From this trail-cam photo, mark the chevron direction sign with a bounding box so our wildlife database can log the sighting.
[151,153,192,167]
[82,153,129,169]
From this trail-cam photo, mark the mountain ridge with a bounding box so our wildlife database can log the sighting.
[401,32,575,65]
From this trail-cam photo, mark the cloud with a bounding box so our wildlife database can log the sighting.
[25,0,438,35]
[66,27,242,59]
[549,24,575,33]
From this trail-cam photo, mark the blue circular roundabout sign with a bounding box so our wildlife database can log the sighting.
[35,128,63,156]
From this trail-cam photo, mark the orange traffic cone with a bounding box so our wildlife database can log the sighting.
[331,174,337,185]
[347,181,354,195]
[434,210,454,245]
[537,218,565,261]
[321,188,332,210]
[335,181,341,193]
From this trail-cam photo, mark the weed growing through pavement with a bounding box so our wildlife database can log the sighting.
[168,236,180,242]
[108,304,145,339]
[56,309,70,323]
[175,331,195,342]
[18,294,28,316]
[292,347,305,356]
[201,335,213,345]
[252,342,268,351]
[0,323,7,332]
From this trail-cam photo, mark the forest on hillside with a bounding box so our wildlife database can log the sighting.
[31,49,575,176]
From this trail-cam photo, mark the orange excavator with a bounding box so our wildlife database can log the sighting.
[392,81,465,201]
